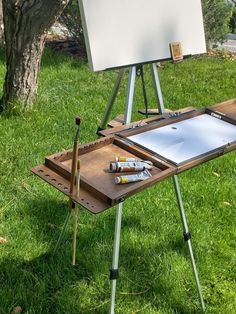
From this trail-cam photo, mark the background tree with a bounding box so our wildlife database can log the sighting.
[61,1,233,51]
[0,1,4,44]
[0,0,70,113]
[201,0,232,47]
[229,0,236,33]
[59,0,85,50]
[0,0,234,114]
[230,9,236,33]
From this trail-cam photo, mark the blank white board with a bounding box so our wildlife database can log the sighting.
[128,115,236,165]
[78,0,206,71]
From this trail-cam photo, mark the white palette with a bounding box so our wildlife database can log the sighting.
[128,114,236,165]
[78,0,206,71]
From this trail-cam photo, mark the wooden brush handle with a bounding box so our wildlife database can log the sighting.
[70,142,78,194]
[70,117,81,195]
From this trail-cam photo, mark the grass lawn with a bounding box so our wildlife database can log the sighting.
[0,49,236,314]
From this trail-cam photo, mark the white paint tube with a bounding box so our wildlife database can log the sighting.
[115,157,138,162]
[115,156,153,165]
[110,161,153,172]
[115,169,151,184]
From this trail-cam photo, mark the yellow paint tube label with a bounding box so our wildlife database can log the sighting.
[114,170,152,184]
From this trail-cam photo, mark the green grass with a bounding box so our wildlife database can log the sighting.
[0,49,236,314]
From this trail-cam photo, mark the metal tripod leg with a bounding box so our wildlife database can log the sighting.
[109,66,136,314]
[151,63,165,114]
[173,175,205,312]
[99,68,126,131]
[53,207,73,256]
[124,66,136,124]
[110,203,123,314]
[151,65,205,311]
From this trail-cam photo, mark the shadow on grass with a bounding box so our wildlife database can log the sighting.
[0,197,203,313]
[41,47,87,70]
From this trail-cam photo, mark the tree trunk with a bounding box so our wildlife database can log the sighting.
[0,1,4,44]
[1,0,69,112]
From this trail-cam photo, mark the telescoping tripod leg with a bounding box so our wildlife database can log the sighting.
[173,175,205,312]
[151,63,165,115]
[124,66,136,124]
[110,202,123,314]
[109,66,136,314]
[52,206,73,257]
[151,64,205,311]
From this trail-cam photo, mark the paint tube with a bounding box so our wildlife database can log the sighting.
[115,157,138,162]
[115,169,151,184]
[110,161,153,172]
[115,156,153,166]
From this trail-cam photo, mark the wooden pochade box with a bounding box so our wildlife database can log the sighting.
[32,136,175,213]
[32,99,236,214]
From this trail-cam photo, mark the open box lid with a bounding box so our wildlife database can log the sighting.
[116,99,236,173]
[117,109,236,169]
[207,98,236,122]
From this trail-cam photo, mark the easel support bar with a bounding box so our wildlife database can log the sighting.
[151,63,165,114]
[124,66,136,124]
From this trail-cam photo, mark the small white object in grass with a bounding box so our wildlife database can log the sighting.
[11,306,23,314]
[0,237,8,244]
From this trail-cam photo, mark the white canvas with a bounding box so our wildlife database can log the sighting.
[78,0,206,71]
[128,115,236,165]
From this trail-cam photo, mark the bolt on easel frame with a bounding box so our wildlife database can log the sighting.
[98,63,205,314]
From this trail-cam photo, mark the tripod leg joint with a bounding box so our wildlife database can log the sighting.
[110,268,119,280]
[183,231,191,242]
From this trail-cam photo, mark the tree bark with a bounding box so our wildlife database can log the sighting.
[0,1,4,44]
[1,0,69,112]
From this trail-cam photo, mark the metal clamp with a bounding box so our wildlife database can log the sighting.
[183,231,191,241]
[110,268,119,280]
